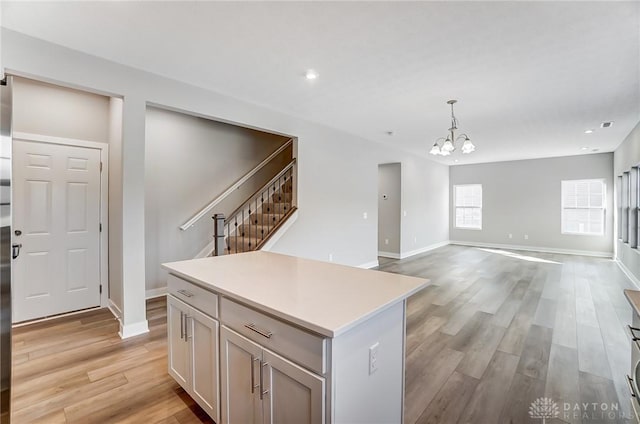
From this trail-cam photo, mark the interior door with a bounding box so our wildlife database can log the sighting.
[12,139,101,322]
[220,326,262,424]
[263,349,325,424]
[188,305,220,422]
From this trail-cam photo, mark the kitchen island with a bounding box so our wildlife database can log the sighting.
[162,251,428,424]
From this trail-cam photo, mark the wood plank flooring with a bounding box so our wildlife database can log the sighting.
[379,245,636,424]
[10,245,637,423]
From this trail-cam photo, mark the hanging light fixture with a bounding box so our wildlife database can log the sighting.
[430,100,475,156]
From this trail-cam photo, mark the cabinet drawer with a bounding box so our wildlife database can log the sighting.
[168,274,218,318]
[220,297,326,375]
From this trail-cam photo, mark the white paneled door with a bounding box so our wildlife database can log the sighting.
[13,139,102,322]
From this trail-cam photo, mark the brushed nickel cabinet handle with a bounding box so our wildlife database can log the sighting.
[180,311,184,340]
[628,375,637,398]
[629,325,640,341]
[250,356,260,393]
[259,361,269,400]
[183,314,189,342]
[177,289,194,298]
[245,323,273,339]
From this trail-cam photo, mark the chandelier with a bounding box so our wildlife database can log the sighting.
[429,100,475,156]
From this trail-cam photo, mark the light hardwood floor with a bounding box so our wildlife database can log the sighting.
[10,245,636,423]
[379,245,635,424]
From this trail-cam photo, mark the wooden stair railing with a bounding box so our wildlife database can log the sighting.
[213,159,296,256]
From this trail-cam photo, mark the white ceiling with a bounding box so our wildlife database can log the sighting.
[2,1,639,165]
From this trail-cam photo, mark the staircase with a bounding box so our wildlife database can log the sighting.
[180,138,297,258]
[222,171,295,254]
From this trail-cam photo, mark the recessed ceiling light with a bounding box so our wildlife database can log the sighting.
[581,147,589,151]
[305,69,318,80]
[584,129,593,134]
[601,121,613,128]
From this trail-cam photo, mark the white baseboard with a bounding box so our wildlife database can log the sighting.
[146,287,167,299]
[108,299,122,320]
[119,320,149,339]
[400,241,450,259]
[358,260,380,269]
[195,241,213,259]
[616,259,640,289]
[450,240,613,258]
[378,251,401,259]
[261,210,299,251]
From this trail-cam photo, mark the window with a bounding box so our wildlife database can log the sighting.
[455,184,482,229]
[631,167,638,248]
[618,175,623,240]
[622,172,630,242]
[561,179,605,236]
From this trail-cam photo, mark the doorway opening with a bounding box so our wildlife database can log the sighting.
[378,163,402,260]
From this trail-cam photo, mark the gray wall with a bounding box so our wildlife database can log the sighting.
[145,106,290,290]
[614,121,640,282]
[378,163,401,255]
[13,76,110,142]
[450,153,614,255]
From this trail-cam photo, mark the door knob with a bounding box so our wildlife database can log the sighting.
[12,243,21,259]
[14,230,21,236]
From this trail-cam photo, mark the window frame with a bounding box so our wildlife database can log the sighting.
[454,184,483,230]
[560,178,606,236]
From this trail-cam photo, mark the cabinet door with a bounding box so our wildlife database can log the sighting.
[263,349,325,424]
[221,326,263,424]
[167,295,190,388]
[188,306,220,423]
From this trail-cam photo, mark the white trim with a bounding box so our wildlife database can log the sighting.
[12,306,102,327]
[12,132,111,309]
[108,299,122,320]
[378,251,401,259]
[450,240,613,258]
[260,209,299,251]
[146,287,167,299]
[119,320,149,339]
[357,260,380,269]
[400,241,450,259]
[195,240,214,259]
[616,259,640,290]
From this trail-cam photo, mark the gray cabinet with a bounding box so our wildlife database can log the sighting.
[220,326,325,424]
[167,294,220,423]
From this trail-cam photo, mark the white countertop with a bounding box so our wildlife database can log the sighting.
[162,251,428,337]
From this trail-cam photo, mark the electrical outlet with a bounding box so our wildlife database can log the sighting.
[328,253,333,262]
[524,234,529,240]
[363,212,368,220]
[369,342,380,375]
[384,239,389,245]
[508,234,513,239]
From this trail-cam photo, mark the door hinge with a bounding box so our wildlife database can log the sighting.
[99,285,103,294]
[100,162,103,172]
[99,223,102,232]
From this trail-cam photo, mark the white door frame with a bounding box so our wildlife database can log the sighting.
[12,131,110,309]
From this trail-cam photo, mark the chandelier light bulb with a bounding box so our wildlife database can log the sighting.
[442,139,455,152]
[429,144,441,155]
[461,138,475,154]
[440,149,451,157]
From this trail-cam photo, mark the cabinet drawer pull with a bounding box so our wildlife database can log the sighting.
[628,375,637,398]
[245,323,273,339]
[177,289,194,298]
